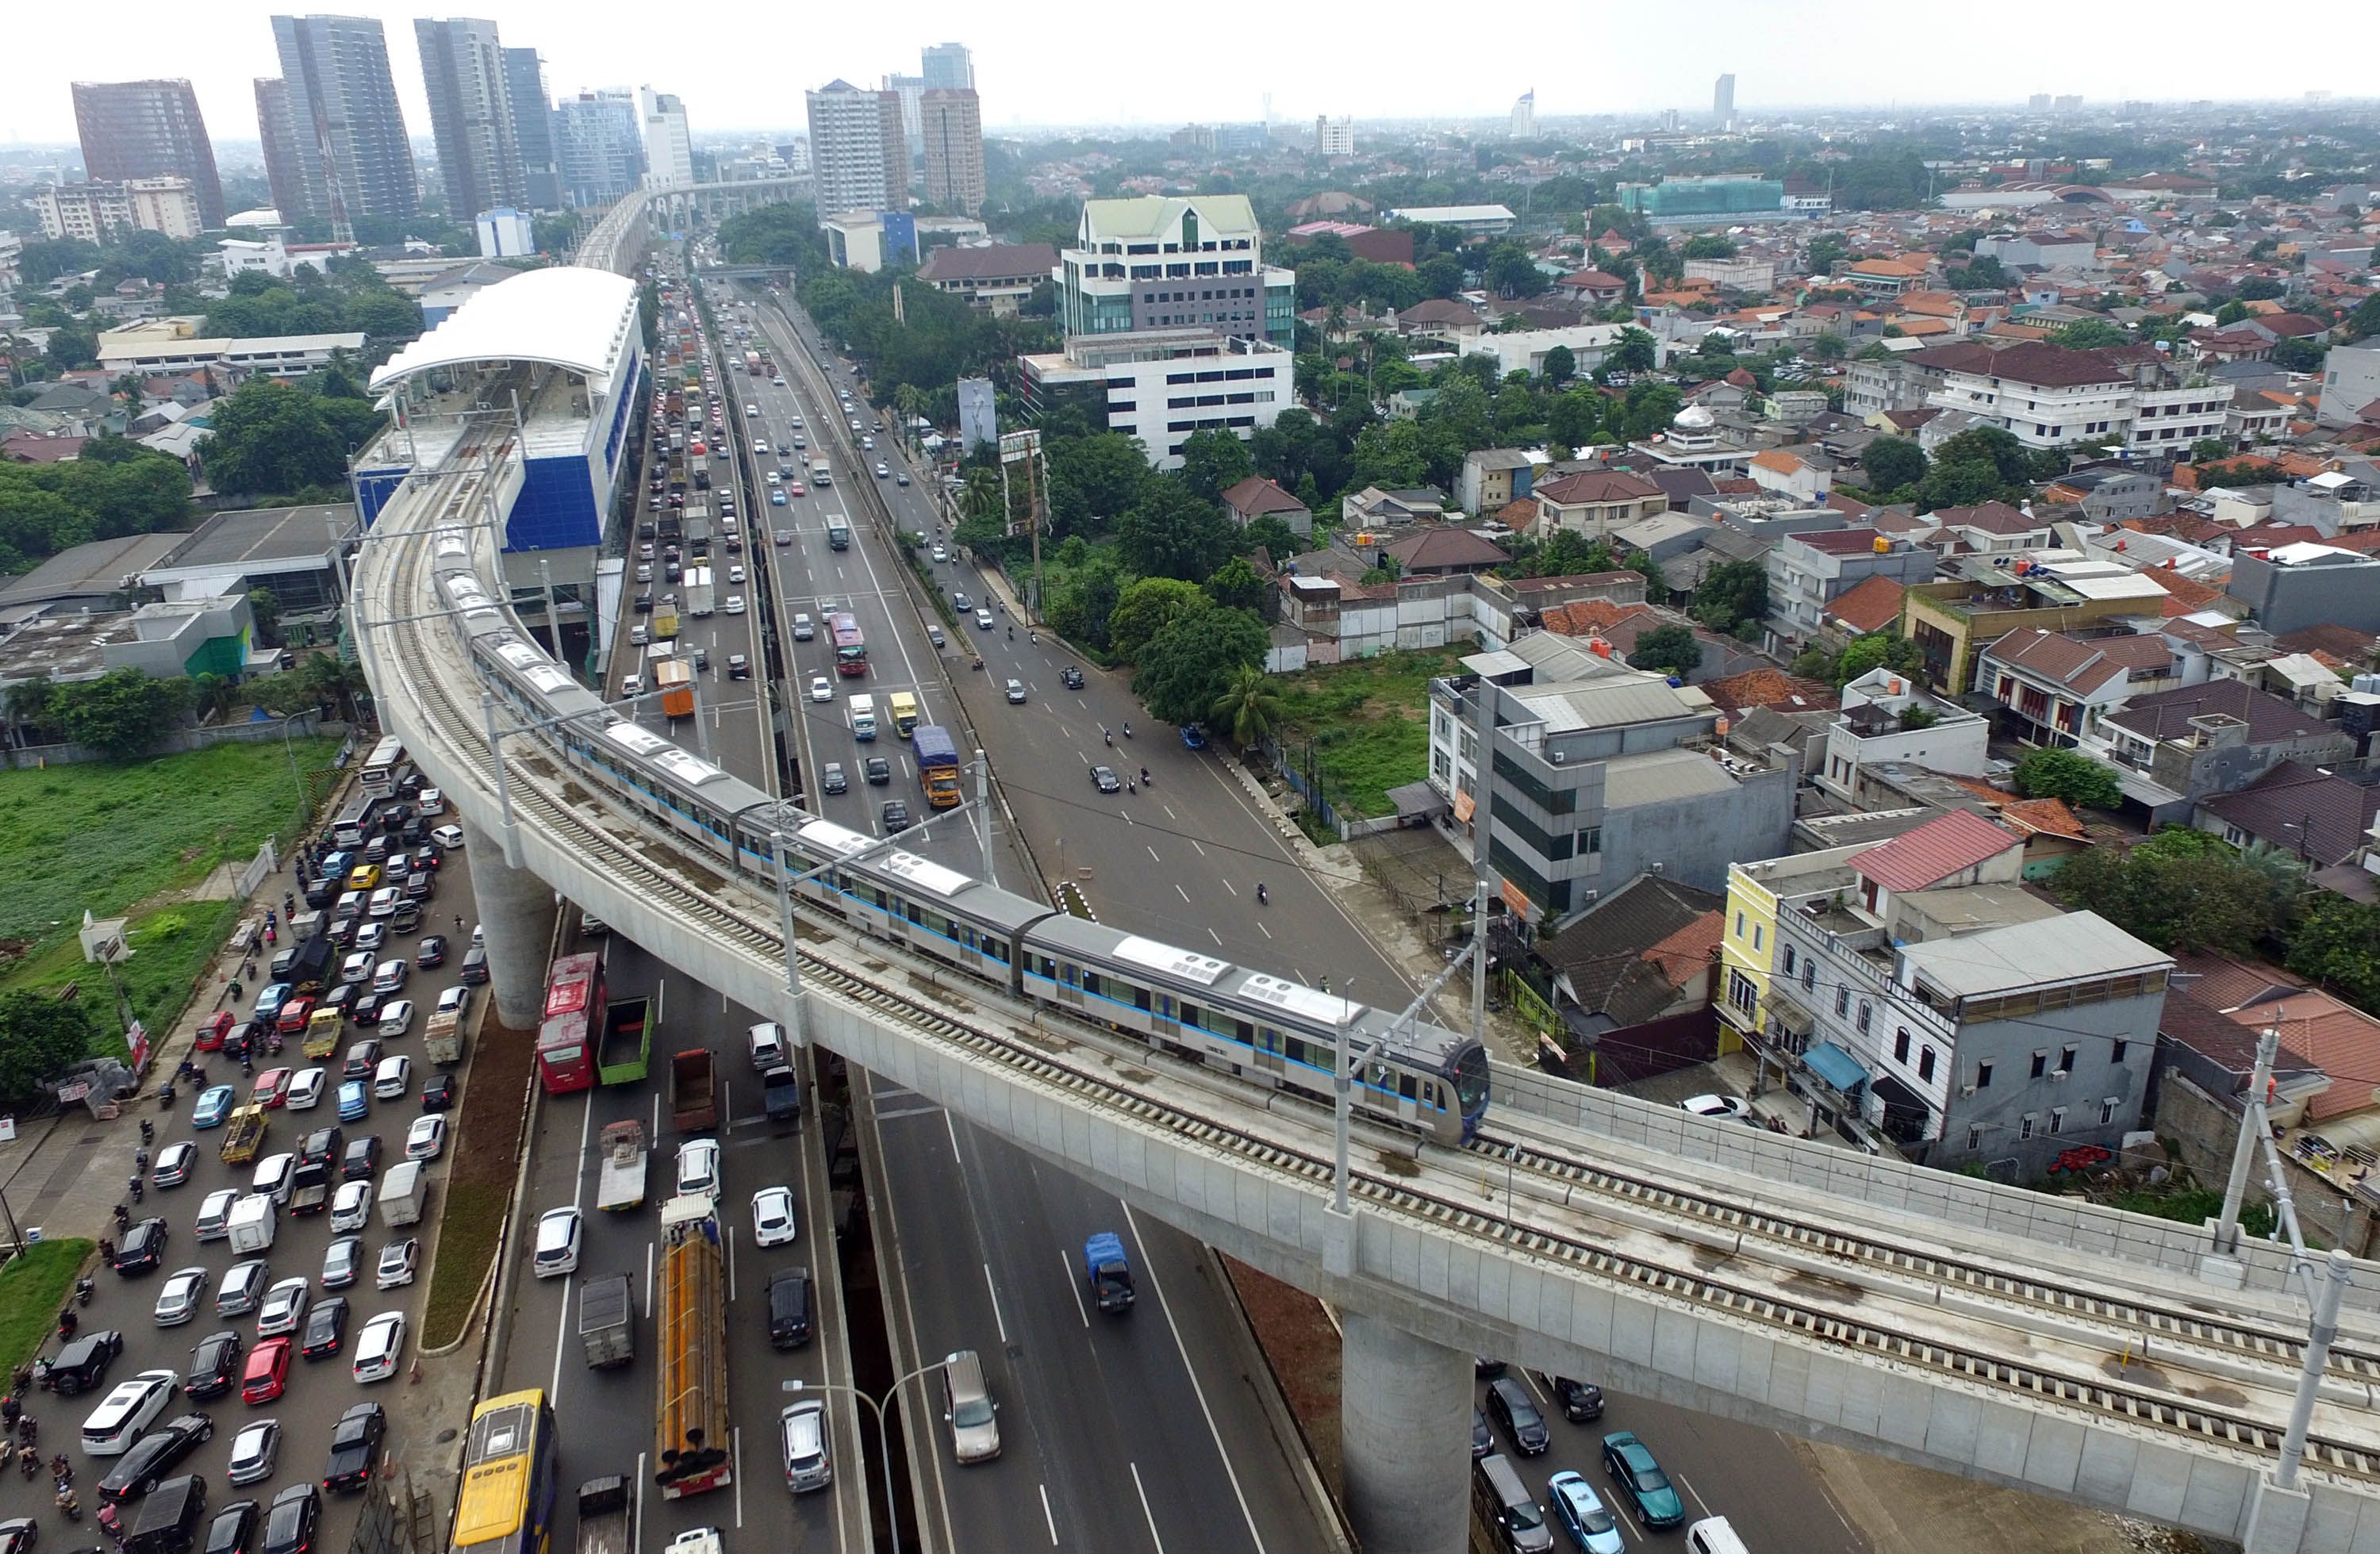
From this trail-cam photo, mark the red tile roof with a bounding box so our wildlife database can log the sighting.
[1823,574,1908,635]
[1537,469,1665,505]
[1541,599,1653,636]
[2225,990,2380,1122]
[1641,911,1725,989]
[1219,475,1309,516]
[1700,668,1838,719]
[1851,808,2021,892]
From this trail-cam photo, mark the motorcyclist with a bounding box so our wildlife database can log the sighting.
[1257,883,1268,905]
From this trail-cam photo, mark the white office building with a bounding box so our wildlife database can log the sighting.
[639,88,694,189]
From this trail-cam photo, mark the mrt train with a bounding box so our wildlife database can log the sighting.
[424,525,1489,1144]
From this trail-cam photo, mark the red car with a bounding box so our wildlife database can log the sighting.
[241,1337,292,1403]
[194,1011,234,1051]
[275,997,316,1035]
[251,1068,294,1108]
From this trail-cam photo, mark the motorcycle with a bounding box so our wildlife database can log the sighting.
[137,1120,152,1145]
[1257,883,1269,905]
[18,1445,38,1479]
[54,1312,75,1342]
[126,1177,143,1204]
[54,1488,79,1521]
[157,1085,175,1110]
[72,1278,91,1308]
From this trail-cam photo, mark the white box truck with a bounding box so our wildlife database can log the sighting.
[226,1193,278,1254]
[378,1160,426,1227]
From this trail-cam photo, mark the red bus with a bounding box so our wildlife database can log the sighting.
[830,612,867,677]
[536,951,605,1093]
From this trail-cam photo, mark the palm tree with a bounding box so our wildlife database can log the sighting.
[4,675,57,746]
[1209,666,1283,747]
[959,467,1004,527]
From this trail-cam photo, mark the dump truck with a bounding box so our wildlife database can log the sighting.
[577,1475,637,1554]
[597,1118,648,1212]
[670,1049,717,1132]
[654,1196,731,1499]
[1084,1231,1135,1313]
[597,998,652,1088]
[424,1004,464,1066]
[220,1105,268,1166]
[578,1276,635,1369]
[915,725,962,810]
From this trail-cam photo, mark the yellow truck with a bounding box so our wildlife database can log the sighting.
[219,1104,268,1166]
[888,691,919,739]
[303,1007,344,1059]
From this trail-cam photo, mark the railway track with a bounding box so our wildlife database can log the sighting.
[355,411,2380,1496]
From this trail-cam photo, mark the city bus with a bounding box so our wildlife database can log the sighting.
[360,736,407,799]
[829,612,867,677]
[888,691,919,739]
[535,951,605,1094]
[450,1388,561,1554]
[330,796,376,851]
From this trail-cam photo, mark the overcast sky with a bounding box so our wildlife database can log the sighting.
[6,0,2369,149]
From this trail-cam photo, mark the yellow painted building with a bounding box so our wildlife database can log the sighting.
[1718,861,1784,1054]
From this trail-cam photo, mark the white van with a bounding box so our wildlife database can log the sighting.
[80,1371,177,1456]
[748,1021,788,1072]
[848,693,877,741]
[1686,1519,1750,1554]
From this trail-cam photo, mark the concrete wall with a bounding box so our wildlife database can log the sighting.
[2153,1072,2378,1260]
[1602,762,1795,896]
[2225,551,2380,637]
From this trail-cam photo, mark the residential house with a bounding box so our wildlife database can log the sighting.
[1764,527,1934,654]
[2203,980,2380,1128]
[2197,760,2380,867]
[1342,486,1447,527]
[1554,269,1628,307]
[1814,666,1991,798]
[1845,255,1932,297]
[2079,678,2359,822]
[1747,447,1832,503]
[1428,656,1795,919]
[1458,449,1538,517]
[915,241,1061,315]
[1902,551,2171,694]
[1220,475,1312,539]
[2271,470,2380,539]
[2041,467,2164,523]
[1531,874,1724,1052]
[1533,468,1668,541]
[1725,813,2171,1174]
[1392,298,1484,347]
[2226,542,2380,636]
[1929,501,2058,554]
[1977,627,2182,747]
[1381,526,1509,578]
[2317,344,2380,428]
[1819,574,1911,650]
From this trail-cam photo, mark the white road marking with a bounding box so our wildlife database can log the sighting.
[724,1224,737,1299]
[1038,1483,1058,1545]
[984,1260,1010,1345]
[1062,1249,1089,1328]
[1210,929,1223,946]
[945,1108,962,1166]
[1676,1468,1714,1521]
[643,1239,654,1320]
[1258,923,1273,941]
[1174,884,1191,904]
[635,1452,647,1547]
[732,1425,744,1527]
[1130,1461,1167,1552]
[1123,1206,1267,1552]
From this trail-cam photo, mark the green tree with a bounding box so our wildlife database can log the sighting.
[1831,631,1923,686]
[1630,623,1703,677]
[1115,482,1234,583]
[1541,344,1576,386]
[1106,577,1210,664]
[2234,277,2286,301]
[1416,255,1467,300]
[0,992,97,1101]
[1679,234,1737,260]
[2213,300,2250,326]
[1606,328,1658,374]
[1208,664,1284,746]
[2013,747,2124,810]
[1203,555,1268,614]
[1808,330,1848,362]
[2286,893,2380,1015]
[246,588,282,648]
[1483,243,1548,298]
[198,377,377,498]
[2052,836,2289,955]
[1617,381,1683,440]
[49,668,190,758]
[1046,556,1125,652]
[1545,387,1603,447]
[1046,432,1154,536]
[2270,336,2328,374]
[1862,436,1927,494]
[2048,319,2129,350]
[1952,255,2010,290]
[1177,428,1254,501]
[1137,607,1268,727]
[1691,558,1768,638]
[1347,420,1430,492]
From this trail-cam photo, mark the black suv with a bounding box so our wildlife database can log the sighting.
[264,1483,320,1554]
[41,1328,124,1395]
[1553,1376,1604,1422]
[766,1268,812,1349]
[1060,666,1085,690]
[322,1402,386,1492]
[183,1330,244,1400]
[98,1412,215,1501]
[863,756,891,785]
[341,1136,382,1181]
[881,800,913,834]
[1484,1376,1549,1456]
[113,1216,169,1275]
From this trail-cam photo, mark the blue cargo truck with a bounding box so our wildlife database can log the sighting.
[1084,1232,1134,1313]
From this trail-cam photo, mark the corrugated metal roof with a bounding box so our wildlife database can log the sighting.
[1601,747,1736,808]
[1850,808,2019,892]
[370,267,638,394]
[1900,910,2170,999]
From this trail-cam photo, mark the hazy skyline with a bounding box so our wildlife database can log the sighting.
[6,0,2370,151]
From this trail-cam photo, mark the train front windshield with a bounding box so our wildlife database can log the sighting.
[1450,1045,1491,1138]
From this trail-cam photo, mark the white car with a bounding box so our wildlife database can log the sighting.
[251,1152,296,1205]
[436,984,470,1020]
[750,1186,797,1247]
[724,595,746,615]
[727,565,746,584]
[405,1114,447,1161]
[227,1418,280,1486]
[974,608,994,631]
[1679,1094,1752,1122]
[330,1180,374,1234]
[378,1000,415,1038]
[419,788,444,816]
[352,1311,406,1383]
[256,1277,310,1337]
[286,1069,328,1111]
[675,1138,721,1201]
[353,922,388,954]
[376,1238,420,1290]
[431,825,465,850]
[808,674,833,704]
[373,1054,413,1100]
[340,951,374,985]
[80,1372,177,1456]
[368,886,401,919]
[532,1207,582,1278]
[217,1259,270,1318]
[931,544,948,562]
[153,1266,209,1326]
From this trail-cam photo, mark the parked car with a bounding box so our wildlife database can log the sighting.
[227,1417,280,1487]
[322,1402,385,1492]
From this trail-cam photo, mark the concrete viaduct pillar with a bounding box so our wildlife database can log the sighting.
[459,815,558,1029]
[1341,1310,1472,1554]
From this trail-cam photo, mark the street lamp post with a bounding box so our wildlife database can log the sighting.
[783,1355,954,1552]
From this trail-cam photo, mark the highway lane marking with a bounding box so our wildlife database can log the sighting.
[725,1223,738,1300]
[1148,845,1163,863]
[1130,1461,1167,1552]
[732,1424,744,1527]
[643,1239,654,1320]
[1122,1206,1267,1554]
[1038,1483,1058,1545]
[1061,1249,1089,1328]
[1675,1468,1714,1522]
[547,1093,596,1401]
[635,1452,647,1548]
[1191,840,1207,857]
[1174,884,1192,904]
[946,1109,963,1168]
[984,1260,1011,1345]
